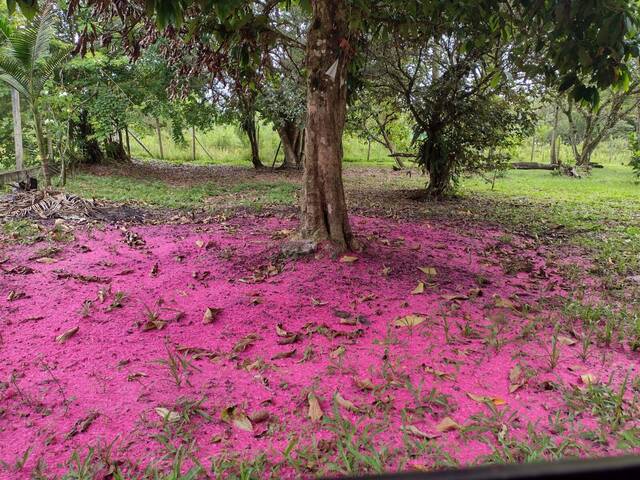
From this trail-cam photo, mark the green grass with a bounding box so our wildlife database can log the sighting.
[65,172,299,210]
[130,123,395,167]
[459,165,640,281]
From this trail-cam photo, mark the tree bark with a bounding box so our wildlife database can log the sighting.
[277,121,301,168]
[242,112,263,168]
[31,104,51,187]
[300,0,352,250]
[11,88,24,171]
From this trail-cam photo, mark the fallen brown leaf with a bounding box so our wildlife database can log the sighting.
[56,326,79,344]
[411,282,425,295]
[393,314,427,328]
[335,392,359,412]
[155,407,180,423]
[233,334,258,353]
[467,393,506,406]
[271,349,296,360]
[221,406,253,432]
[435,417,461,432]
[203,307,222,325]
[401,424,439,439]
[308,393,323,421]
[354,377,375,391]
[418,266,437,277]
[65,411,99,439]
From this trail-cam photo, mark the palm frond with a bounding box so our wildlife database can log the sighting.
[31,5,57,64]
[0,72,29,98]
[33,46,71,94]
[4,4,56,69]
[0,54,31,98]
[0,16,12,42]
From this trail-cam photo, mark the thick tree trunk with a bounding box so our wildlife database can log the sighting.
[422,130,454,199]
[11,88,24,171]
[300,0,352,250]
[75,110,105,164]
[278,122,302,168]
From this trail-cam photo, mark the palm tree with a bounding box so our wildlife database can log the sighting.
[0,6,70,186]
[0,17,24,171]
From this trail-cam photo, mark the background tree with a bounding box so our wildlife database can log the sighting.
[365,31,536,197]
[0,5,70,185]
[562,75,640,167]
[347,91,412,169]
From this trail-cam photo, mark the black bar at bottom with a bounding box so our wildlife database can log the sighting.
[333,455,640,480]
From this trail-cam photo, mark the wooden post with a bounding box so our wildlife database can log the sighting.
[530,137,535,162]
[550,103,560,165]
[125,126,131,156]
[155,117,164,160]
[192,126,197,162]
[11,88,24,171]
[367,138,371,163]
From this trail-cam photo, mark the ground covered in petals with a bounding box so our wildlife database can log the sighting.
[1,213,639,479]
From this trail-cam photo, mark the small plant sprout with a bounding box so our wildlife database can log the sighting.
[156,340,200,387]
[106,291,127,312]
[80,300,93,318]
[548,323,561,371]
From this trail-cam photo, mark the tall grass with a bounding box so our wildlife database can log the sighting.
[514,136,631,166]
[128,122,396,167]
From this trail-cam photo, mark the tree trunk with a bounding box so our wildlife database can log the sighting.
[423,130,454,199]
[75,110,104,164]
[296,128,305,167]
[192,126,197,162]
[11,88,24,171]
[300,0,352,250]
[530,137,536,162]
[125,126,131,157]
[243,113,263,168]
[155,117,164,160]
[277,121,301,168]
[550,103,560,165]
[32,104,50,187]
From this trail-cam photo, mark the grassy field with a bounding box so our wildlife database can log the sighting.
[129,123,395,167]
[460,165,640,285]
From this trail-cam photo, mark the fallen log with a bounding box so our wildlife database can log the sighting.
[510,162,557,170]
